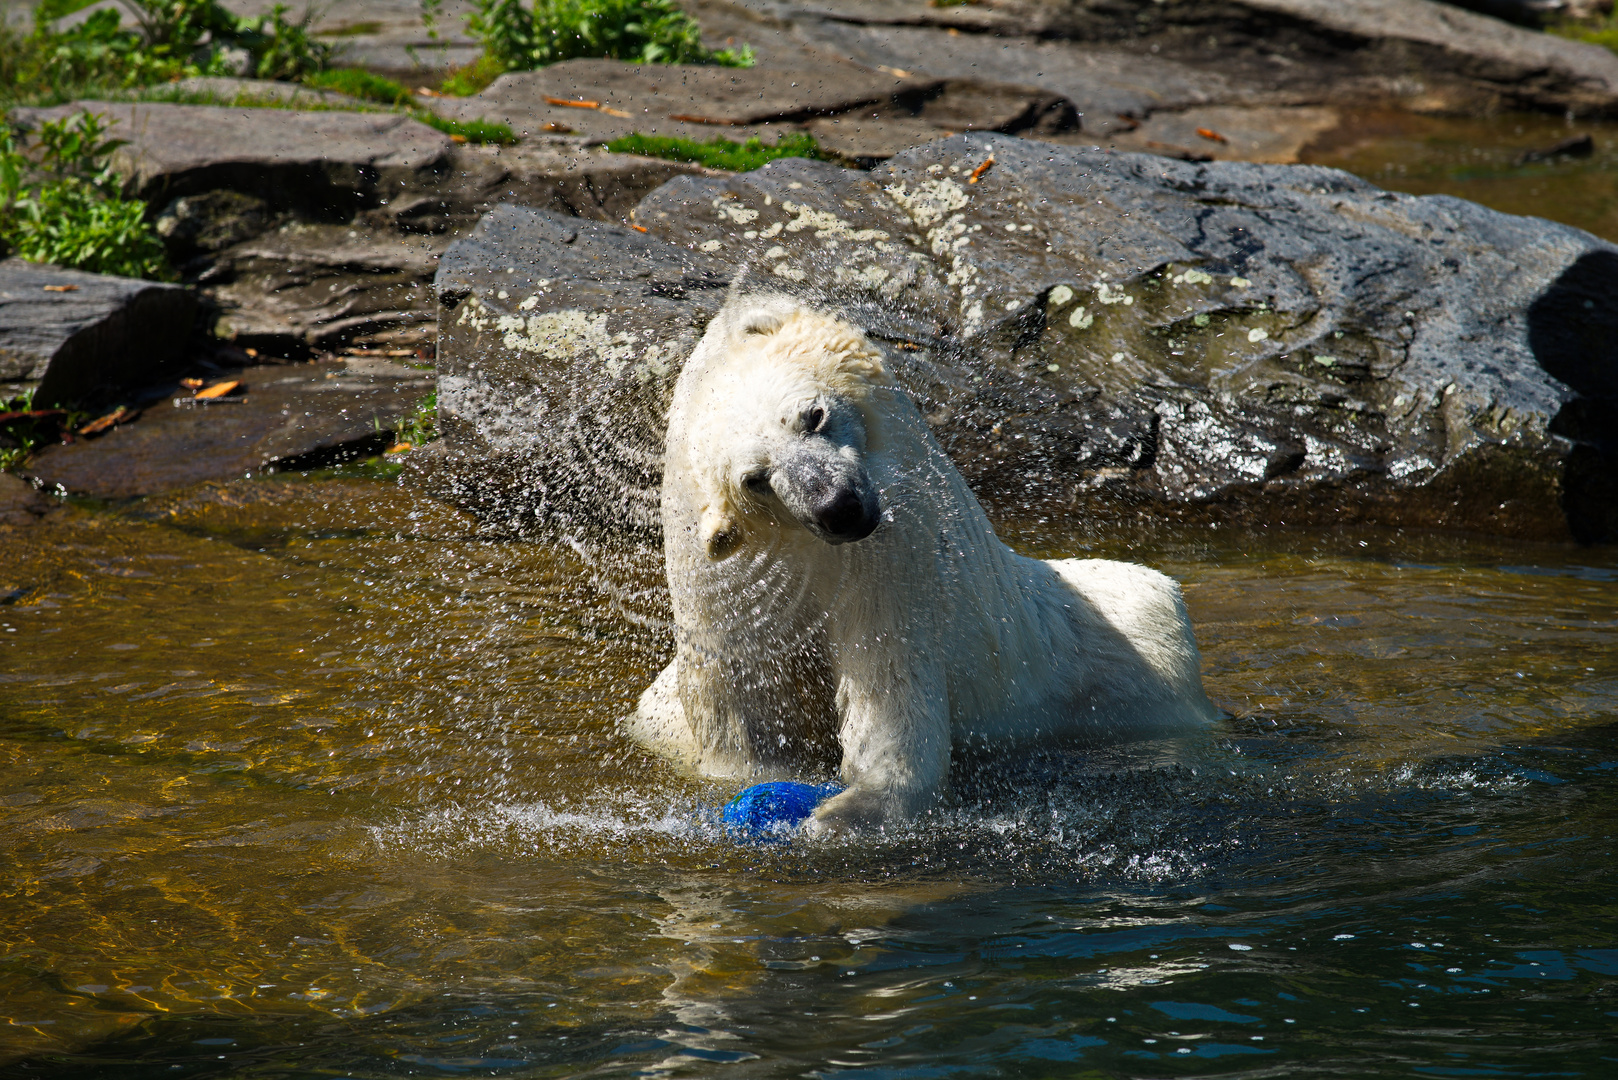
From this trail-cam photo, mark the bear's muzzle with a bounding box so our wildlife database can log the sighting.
[774,451,881,545]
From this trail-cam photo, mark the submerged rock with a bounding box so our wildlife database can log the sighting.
[0,258,197,406]
[0,473,54,529]
[428,134,1618,544]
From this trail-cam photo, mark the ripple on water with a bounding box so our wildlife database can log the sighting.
[0,476,1614,1075]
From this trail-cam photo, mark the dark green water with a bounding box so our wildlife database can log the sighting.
[2,475,1615,1078]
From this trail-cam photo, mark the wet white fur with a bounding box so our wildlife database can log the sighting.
[627,296,1218,834]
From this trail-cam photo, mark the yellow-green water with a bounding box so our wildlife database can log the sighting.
[1305,108,1618,243]
[2,475,1615,1077]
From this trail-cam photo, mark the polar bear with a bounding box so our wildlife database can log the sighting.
[626,293,1219,835]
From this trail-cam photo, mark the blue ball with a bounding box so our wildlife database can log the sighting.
[721,781,844,838]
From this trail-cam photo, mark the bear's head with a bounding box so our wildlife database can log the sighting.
[678,296,888,560]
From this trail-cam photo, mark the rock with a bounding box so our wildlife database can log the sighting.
[0,259,197,406]
[22,358,434,498]
[430,57,1078,151]
[8,101,453,213]
[1515,132,1597,165]
[804,116,951,163]
[427,134,1618,544]
[155,191,277,262]
[720,0,1618,117]
[189,141,714,354]
[0,472,54,528]
[778,18,1241,134]
[170,76,361,107]
[270,0,483,74]
[200,223,451,352]
[10,95,713,356]
[419,204,727,537]
[1106,106,1343,164]
[432,57,943,145]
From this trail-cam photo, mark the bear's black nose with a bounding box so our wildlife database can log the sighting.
[814,486,879,543]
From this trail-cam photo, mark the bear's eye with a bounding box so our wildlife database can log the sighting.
[742,470,771,495]
[803,405,826,433]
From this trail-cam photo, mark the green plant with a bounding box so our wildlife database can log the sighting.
[463,0,752,80]
[418,113,517,144]
[2,0,332,106]
[304,66,412,105]
[1549,13,1618,53]
[393,390,438,448]
[604,131,828,172]
[234,3,332,81]
[0,112,171,279]
[0,387,78,471]
[438,53,506,95]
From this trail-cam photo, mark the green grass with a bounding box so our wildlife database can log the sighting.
[316,21,384,37]
[124,82,516,145]
[604,132,829,171]
[418,113,517,144]
[1549,15,1618,53]
[303,67,412,106]
[439,54,507,97]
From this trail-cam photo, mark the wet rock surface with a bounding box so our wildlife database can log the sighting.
[23,358,434,499]
[0,259,197,405]
[426,134,1618,544]
[420,206,727,536]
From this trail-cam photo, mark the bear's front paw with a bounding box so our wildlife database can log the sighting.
[803,787,892,838]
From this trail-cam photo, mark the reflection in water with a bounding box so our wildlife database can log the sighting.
[1,475,1615,1076]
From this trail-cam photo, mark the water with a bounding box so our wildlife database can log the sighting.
[1304,108,1618,244]
[2,474,1616,1078]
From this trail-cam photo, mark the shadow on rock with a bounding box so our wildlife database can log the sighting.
[1532,249,1618,544]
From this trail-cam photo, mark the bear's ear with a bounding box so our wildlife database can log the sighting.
[699,502,741,560]
[838,354,887,388]
[737,307,787,337]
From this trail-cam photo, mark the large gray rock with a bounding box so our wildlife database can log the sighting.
[425,134,1618,544]
[431,58,1076,153]
[421,208,728,536]
[190,142,715,353]
[719,0,1618,117]
[0,259,197,405]
[9,102,453,213]
[9,99,714,355]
